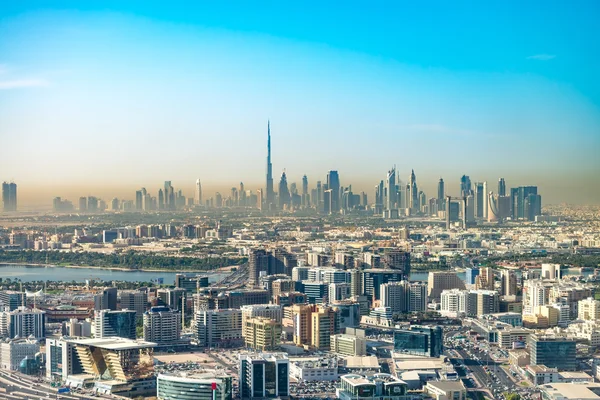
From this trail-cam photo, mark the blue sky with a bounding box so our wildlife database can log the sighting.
[0,1,599,205]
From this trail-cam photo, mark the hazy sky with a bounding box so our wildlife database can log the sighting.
[1,1,599,207]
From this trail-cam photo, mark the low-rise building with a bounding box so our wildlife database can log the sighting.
[0,338,40,370]
[424,380,467,400]
[539,382,600,400]
[157,370,232,400]
[330,328,366,356]
[336,373,409,400]
[290,356,338,382]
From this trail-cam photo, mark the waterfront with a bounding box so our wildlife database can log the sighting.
[0,264,229,284]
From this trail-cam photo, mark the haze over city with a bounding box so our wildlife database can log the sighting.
[1,2,600,208]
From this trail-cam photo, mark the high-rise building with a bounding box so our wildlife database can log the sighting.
[239,352,289,399]
[437,178,445,210]
[265,121,274,209]
[393,325,443,358]
[93,309,137,340]
[326,171,340,213]
[241,304,282,338]
[194,179,202,205]
[119,290,148,319]
[474,182,484,218]
[0,291,26,311]
[465,267,480,285]
[0,307,46,339]
[460,175,472,197]
[475,267,495,290]
[498,178,506,196]
[501,270,518,296]
[278,172,290,209]
[475,290,499,316]
[385,167,397,216]
[0,338,40,371]
[94,287,118,311]
[244,317,282,351]
[528,335,576,371]
[427,272,466,301]
[195,309,243,348]
[409,170,418,214]
[143,306,181,345]
[2,182,17,212]
[301,175,308,208]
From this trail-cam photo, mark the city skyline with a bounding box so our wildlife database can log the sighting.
[1,3,600,207]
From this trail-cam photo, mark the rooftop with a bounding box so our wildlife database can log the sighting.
[426,380,466,393]
[64,337,156,350]
[540,382,600,399]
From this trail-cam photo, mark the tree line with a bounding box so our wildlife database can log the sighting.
[0,249,247,271]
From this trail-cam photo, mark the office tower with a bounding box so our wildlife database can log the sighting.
[375,180,384,215]
[0,291,26,311]
[407,281,427,312]
[278,172,290,209]
[2,182,17,212]
[408,170,418,214]
[393,325,443,358]
[437,178,445,210]
[512,186,538,219]
[311,305,338,350]
[475,290,499,316]
[428,272,466,301]
[528,335,576,370]
[0,307,46,339]
[157,288,186,312]
[475,267,495,290]
[465,267,480,285]
[380,282,407,314]
[195,309,243,348]
[460,175,472,197]
[474,182,484,218]
[381,249,411,278]
[482,181,488,219]
[241,304,283,339]
[119,290,148,319]
[239,352,289,399]
[143,306,181,344]
[525,193,542,221]
[76,197,86,212]
[465,194,475,224]
[194,179,202,205]
[362,270,403,300]
[326,170,340,213]
[157,188,164,210]
[323,189,332,214]
[244,317,282,351]
[498,178,506,196]
[86,196,98,212]
[135,190,143,210]
[248,249,270,285]
[265,121,274,209]
[440,289,475,318]
[94,287,118,311]
[93,309,136,339]
[501,270,518,296]
[385,167,397,215]
[301,175,308,207]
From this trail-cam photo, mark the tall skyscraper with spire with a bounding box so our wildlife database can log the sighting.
[195,179,202,206]
[265,121,274,208]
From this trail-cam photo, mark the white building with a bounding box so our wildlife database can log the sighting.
[143,306,181,345]
[290,356,338,382]
[0,307,46,339]
[0,338,39,370]
[330,328,367,356]
[195,309,243,348]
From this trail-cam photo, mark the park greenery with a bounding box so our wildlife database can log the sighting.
[0,249,247,271]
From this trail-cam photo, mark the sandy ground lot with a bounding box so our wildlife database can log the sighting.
[154,352,218,366]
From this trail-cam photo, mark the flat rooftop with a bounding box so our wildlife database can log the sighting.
[540,383,600,399]
[65,337,157,350]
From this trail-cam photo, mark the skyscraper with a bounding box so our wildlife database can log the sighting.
[301,175,308,207]
[265,121,274,209]
[2,182,17,212]
[326,171,340,213]
[460,175,472,197]
[437,178,444,211]
[385,167,396,216]
[498,178,506,196]
[278,172,290,209]
[482,181,489,220]
[409,170,418,214]
[195,179,202,205]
